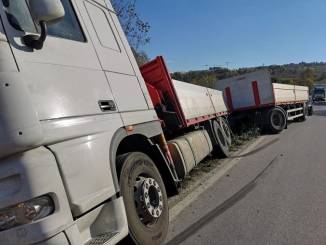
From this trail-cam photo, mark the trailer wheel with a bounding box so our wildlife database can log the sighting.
[212,120,230,157]
[299,105,307,121]
[118,152,169,245]
[219,117,232,146]
[308,105,313,116]
[265,107,286,134]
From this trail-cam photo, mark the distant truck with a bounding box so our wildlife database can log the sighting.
[215,70,310,133]
[312,85,326,102]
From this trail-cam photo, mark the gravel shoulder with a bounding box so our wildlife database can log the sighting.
[168,135,264,217]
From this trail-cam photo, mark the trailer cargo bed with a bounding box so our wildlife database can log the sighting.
[141,56,228,132]
[273,83,309,105]
[215,70,309,112]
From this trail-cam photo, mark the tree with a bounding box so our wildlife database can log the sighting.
[111,0,150,50]
[192,74,216,88]
[318,71,326,82]
[131,47,149,67]
[300,68,315,89]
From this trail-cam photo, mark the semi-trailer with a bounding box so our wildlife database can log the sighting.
[141,56,232,178]
[0,1,231,244]
[215,70,310,133]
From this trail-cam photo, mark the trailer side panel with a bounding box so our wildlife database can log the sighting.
[295,85,309,102]
[216,70,309,111]
[215,70,275,111]
[273,83,296,104]
[273,83,309,105]
[172,79,215,121]
[208,88,228,115]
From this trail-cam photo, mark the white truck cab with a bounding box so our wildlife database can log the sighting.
[0,1,174,244]
[0,1,234,244]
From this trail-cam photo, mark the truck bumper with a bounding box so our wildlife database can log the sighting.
[0,147,73,245]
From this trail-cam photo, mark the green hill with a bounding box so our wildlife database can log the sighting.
[172,62,326,89]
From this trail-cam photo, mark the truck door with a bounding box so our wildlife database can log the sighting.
[76,0,150,113]
[1,0,125,216]
[1,0,118,120]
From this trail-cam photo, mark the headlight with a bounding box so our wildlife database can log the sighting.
[0,196,54,232]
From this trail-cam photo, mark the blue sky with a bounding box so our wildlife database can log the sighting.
[136,0,326,72]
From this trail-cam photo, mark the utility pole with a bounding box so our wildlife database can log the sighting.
[225,62,233,69]
[204,64,223,70]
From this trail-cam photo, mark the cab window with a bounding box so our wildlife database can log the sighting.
[3,0,86,42]
[2,0,37,33]
[47,0,86,42]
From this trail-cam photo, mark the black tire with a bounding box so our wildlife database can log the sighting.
[118,152,169,245]
[265,107,286,134]
[308,105,313,116]
[299,104,307,121]
[212,119,230,157]
[219,117,232,147]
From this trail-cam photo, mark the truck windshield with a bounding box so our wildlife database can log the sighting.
[3,0,85,42]
[314,88,325,94]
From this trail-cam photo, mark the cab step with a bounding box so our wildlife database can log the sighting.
[87,232,119,245]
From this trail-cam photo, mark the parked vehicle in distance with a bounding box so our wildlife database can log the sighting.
[0,1,231,244]
[215,70,310,134]
[312,85,326,103]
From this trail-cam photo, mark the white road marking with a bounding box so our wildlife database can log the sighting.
[169,136,266,222]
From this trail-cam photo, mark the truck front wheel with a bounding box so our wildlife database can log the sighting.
[118,152,169,245]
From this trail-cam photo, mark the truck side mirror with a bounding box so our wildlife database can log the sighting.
[22,0,65,50]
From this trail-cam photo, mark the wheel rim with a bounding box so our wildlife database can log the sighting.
[134,176,164,226]
[213,120,227,147]
[222,122,231,139]
[220,119,231,143]
[217,127,227,147]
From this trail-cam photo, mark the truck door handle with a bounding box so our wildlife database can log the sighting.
[99,100,116,112]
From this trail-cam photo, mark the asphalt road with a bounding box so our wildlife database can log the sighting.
[167,104,326,245]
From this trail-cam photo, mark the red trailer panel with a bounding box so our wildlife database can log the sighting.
[141,56,188,131]
[141,56,228,133]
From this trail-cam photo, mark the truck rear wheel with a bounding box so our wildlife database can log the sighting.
[212,119,230,157]
[118,152,169,245]
[265,107,286,134]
